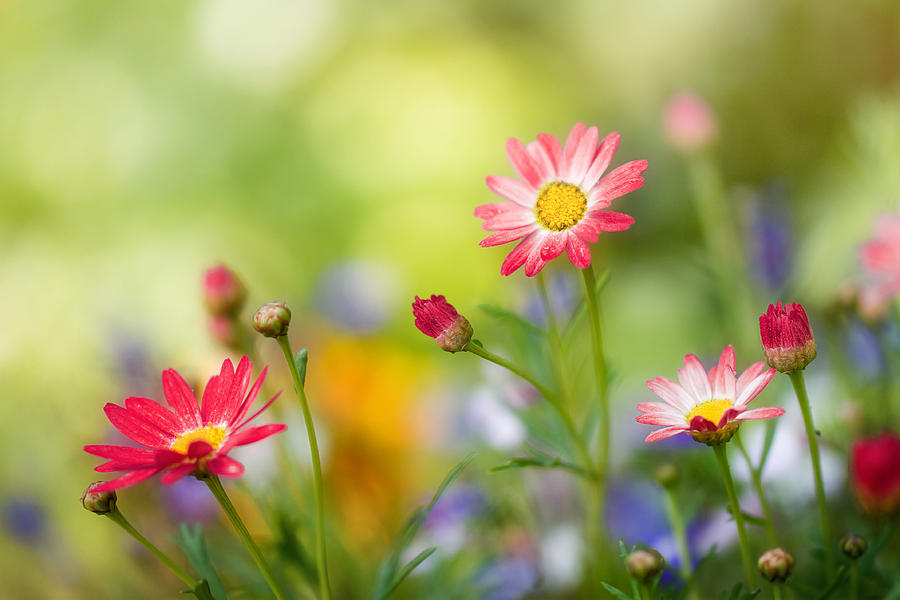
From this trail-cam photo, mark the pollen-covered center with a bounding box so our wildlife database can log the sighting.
[534,181,588,231]
[685,399,733,426]
[170,426,227,455]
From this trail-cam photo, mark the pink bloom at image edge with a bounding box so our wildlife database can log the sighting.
[476,123,648,277]
[861,210,900,299]
[852,432,900,515]
[84,356,285,493]
[637,345,783,443]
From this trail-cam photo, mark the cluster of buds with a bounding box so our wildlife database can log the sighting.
[203,264,247,348]
[411,295,473,353]
[757,548,795,583]
[759,301,817,373]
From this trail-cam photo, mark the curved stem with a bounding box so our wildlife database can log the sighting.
[712,444,755,586]
[662,487,697,599]
[277,335,332,600]
[580,266,610,479]
[735,436,779,546]
[204,475,286,600]
[104,508,197,588]
[464,343,594,477]
[788,370,834,578]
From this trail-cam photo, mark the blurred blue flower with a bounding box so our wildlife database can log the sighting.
[522,271,577,328]
[745,184,793,292]
[424,485,485,530]
[2,496,46,544]
[162,477,217,523]
[844,319,886,381]
[478,557,539,600]
[606,479,669,544]
[314,260,397,332]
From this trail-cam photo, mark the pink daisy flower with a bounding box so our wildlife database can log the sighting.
[85,356,285,493]
[637,346,783,445]
[476,123,648,277]
[861,210,900,298]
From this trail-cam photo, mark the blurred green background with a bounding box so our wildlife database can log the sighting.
[0,0,898,597]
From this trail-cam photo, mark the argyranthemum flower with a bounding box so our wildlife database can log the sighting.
[637,346,782,445]
[759,301,817,373]
[85,356,285,493]
[476,123,647,277]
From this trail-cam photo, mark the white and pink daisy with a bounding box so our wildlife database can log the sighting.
[476,123,647,277]
[637,346,783,445]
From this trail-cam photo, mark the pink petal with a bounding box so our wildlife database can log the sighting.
[644,426,688,443]
[506,138,543,189]
[539,231,567,261]
[565,233,591,269]
[734,368,776,408]
[234,391,282,431]
[582,132,620,190]
[646,378,694,413]
[162,369,202,430]
[562,123,587,172]
[103,403,175,449]
[637,401,678,414]
[89,468,163,493]
[734,406,785,421]
[527,141,555,182]
[590,160,648,205]
[500,232,541,276]
[85,444,162,462]
[536,133,562,176]
[485,175,537,207]
[220,424,286,454]
[480,204,535,231]
[567,125,599,184]
[188,441,214,459]
[161,463,196,485]
[571,219,600,244]
[229,367,270,428]
[636,413,685,426]
[677,354,712,402]
[585,210,635,232]
[689,415,718,432]
[523,232,550,277]
[736,361,767,395]
[207,455,245,477]
[480,225,535,248]
[124,397,181,437]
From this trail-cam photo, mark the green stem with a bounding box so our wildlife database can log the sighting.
[735,436,779,546]
[712,444,755,586]
[788,370,834,578]
[773,583,784,600]
[640,582,653,600]
[203,475,286,600]
[850,560,859,600]
[276,335,332,600]
[580,267,609,477]
[464,343,594,476]
[104,507,197,588]
[535,273,575,408]
[662,487,697,598]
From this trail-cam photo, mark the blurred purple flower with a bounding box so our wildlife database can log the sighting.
[478,557,539,600]
[522,271,577,328]
[162,477,218,523]
[314,260,397,332]
[845,319,886,381]
[745,184,793,291]
[3,496,46,544]
[424,485,485,530]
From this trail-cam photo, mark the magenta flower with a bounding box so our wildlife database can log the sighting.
[637,346,783,445]
[412,294,473,352]
[476,123,647,277]
[759,302,817,372]
[85,356,285,493]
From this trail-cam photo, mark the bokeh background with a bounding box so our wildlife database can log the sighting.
[1,0,898,597]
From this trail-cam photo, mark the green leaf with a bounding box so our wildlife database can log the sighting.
[181,580,216,600]
[173,525,227,600]
[817,565,848,599]
[491,455,594,480]
[478,304,545,338]
[293,348,309,385]
[370,455,474,600]
[600,581,636,600]
[724,505,767,526]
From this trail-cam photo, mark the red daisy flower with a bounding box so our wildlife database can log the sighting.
[476,123,647,277]
[851,432,900,516]
[85,356,285,493]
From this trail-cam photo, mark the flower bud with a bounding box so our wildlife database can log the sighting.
[654,463,680,489]
[626,548,664,583]
[203,264,246,316]
[851,432,900,516]
[662,92,717,153]
[757,548,795,582]
[759,301,817,372]
[840,534,867,560]
[253,302,291,338]
[412,295,473,353]
[82,482,117,515]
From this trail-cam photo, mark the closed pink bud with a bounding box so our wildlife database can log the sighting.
[203,264,246,316]
[759,302,816,372]
[412,295,473,353]
[663,92,717,152]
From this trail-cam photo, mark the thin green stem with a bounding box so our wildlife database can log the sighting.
[640,582,653,600]
[277,335,332,600]
[579,266,609,478]
[735,435,778,546]
[712,444,755,586]
[104,508,197,588]
[464,343,594,476]
[850,560,859,600]
[788,370,834,578]
[204,475,286,600]
[535,273,575,409]
[773,583,784,600]
[662,487,697,599]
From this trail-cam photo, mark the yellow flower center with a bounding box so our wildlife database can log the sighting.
[534,181,588,231]
[170,426,227,455]
[685,399,733,426]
